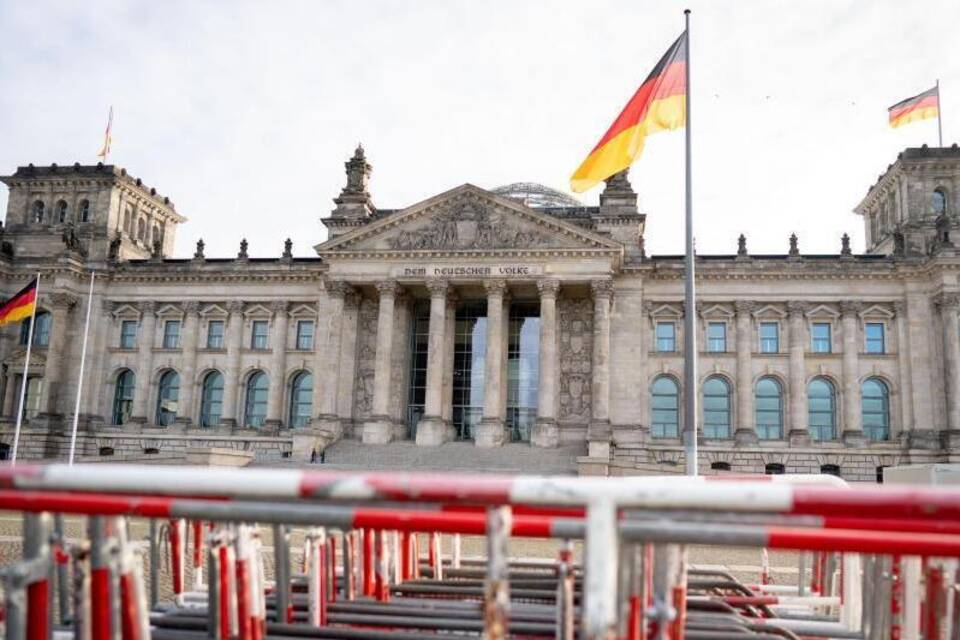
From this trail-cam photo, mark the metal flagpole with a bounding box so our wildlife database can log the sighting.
[682,9,698,477]
[11,273,41,465]
[937,79,943,147]
[68,271,96,465]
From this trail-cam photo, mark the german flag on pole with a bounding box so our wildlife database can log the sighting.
[571,32,687,193]
[0,279,38,327]
[889,86,940,129]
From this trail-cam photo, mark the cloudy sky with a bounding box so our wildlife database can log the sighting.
[1,1,957,258]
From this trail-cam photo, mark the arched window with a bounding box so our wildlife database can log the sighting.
[20,312,51,347]
[808,377,836,441]
[933,189,947,215]
[137,219,146,242]
[703,376,731,438]
[153,225,161,245]
[32,200,45,223]
[244,371,268,427]
[123,209,132,234]
[112,369,135,425]
[288,371,313,427]
[79,199,90,223]
[755,377,784,440]
[200,371,224,427]
[651,376,680,438]
[155,370,180,426]
[861,378,890,441]
[56,200,68,223]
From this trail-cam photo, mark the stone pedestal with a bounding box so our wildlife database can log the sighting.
[391,421,408,442]
[587,439,611,460]
[587,419,612,459]
[733,427,758,446]
[841,429,867,448]
[415,415,449,446]
[292,429,333,462]
[907,429,940,450]
[362,416,393,444]
[531,418,560,448]
[475,417,507,448]
[315,414,343,440]
[941,430,960,450]
[788,429,811,446]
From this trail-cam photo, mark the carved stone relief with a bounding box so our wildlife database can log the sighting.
[558,295,593,424]
[352,298,378,420]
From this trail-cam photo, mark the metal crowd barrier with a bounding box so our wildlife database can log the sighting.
[0,465,959,640]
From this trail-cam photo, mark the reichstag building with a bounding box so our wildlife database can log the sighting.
[0,145,958,479]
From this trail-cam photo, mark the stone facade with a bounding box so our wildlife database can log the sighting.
[2,146,960,481]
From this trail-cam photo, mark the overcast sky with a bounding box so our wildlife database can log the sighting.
[1,1,957,258]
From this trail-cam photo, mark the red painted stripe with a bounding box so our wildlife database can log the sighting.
[300,471,514,503]
[822,516,960,535]
[441,504,586,518]
[120,572,140,640]
[0,489,176,517]
[767,527,960,556]
[91,568,111,640]
[724,595,779,607]
[792,486,960,520]
[889,95,939,121]
[350,508,555,537]
[26,580,49,640]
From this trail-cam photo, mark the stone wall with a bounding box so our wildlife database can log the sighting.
[557,295,593,440]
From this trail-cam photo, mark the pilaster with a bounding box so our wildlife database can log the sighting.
[587,279,613,459]
[219,300,245,428]
[937,293,960,447]
[315,281,350,439]
[130,300,156,424]
[787,301,809,445]
[175,301,201,426]
[265,300,290,430]
[733,300,757,445]
[840,301,866,447]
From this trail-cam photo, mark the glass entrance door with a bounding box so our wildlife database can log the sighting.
[506,303,540,442]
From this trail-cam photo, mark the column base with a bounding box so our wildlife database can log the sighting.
[733,428,758,446]
[787,429,811,446]
[941,430,960,450]
[314,414,344,441]
[530,418,560,448]
[841,429,867,448]
[474,418,507,448]
[362,416,394,444]
[906,429,940,450]
[392,421,409,442]
[586,419,612,459]
[292,428,335,462]
[415,415,450,446]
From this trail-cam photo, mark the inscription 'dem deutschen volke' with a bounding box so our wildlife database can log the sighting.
[393,265,545,278]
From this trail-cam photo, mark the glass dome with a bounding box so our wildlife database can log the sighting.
[491,182,582,208]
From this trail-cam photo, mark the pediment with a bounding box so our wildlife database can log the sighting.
[699,304,733,319]
[200,303,228,318]
[316,184,622,256]
[243,304,271,317]
[859,304,894,319]
[752,304,786,319]
[4,346,46,368]
[112,303,140,319]
[805,304,840,319]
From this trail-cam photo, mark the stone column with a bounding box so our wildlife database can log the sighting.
[840,301,865,446]
[532,279,560,448]
[441,292,457,427]
[475,279,508,448]
[131,300,156,423]
[734,300,756,445]
[786,301,809,445]
[937,294,960,446]
[315,282,349,439]
[265,300,290,431]
[587,279,614,458]
[363,281,399,444]
[38,292,77,420]
[219,300,245,428]
[893,300,914,442]
[416,279,451,446]
[176,302,201,426]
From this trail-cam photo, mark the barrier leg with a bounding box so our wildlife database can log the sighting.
[343,531,355,600]
[192,521,204,591]
[903,556,921,640]
[53,514,70,626]
[71,540,91,640]
[556,540,575,640]
[272,524,289,623]
[375,529,389,603]
[24,513,52,640]
[891,556,903,640]
[400,530,412,581]
[391,531,400,585]
[89,516,115,640]
[452,533,462,570]
[148,520,159,611]
[627,544,641,640]
[483,506,511,640]
[585,499,618,640]
[168,519,185,607]
[206,536,221,640]
[328,535,337,604]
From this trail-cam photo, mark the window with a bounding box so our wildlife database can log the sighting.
[32,200,45,223]
[760,322,779,353]
[56,200,68,223]
[296,320,315,350]
[865,322,885,354]
[288,371,313,427]
[808,377,836,441]
[703,376,731,438]
[20,312,51,347]
[755,377,784,440]
[934,189,947,215]
[155,370,180,426]
[137,219,146,242]
[112,369,135,425]
[123,209,132,234]
[710,461,731,472]
[656,322,676,352]
[251,320,269,349]
[206,320,225,349]
[79,199,90,223]
[119,320,137,349]
[162,320,181,349]
[200,371,224,427]
[244,371,268,427]
[811,322,832,353]
[707,322,726,352]
[99,447,115,457]
[820,464,841,477]
[651,376,680,437]
[765,463,785,475]
[861,378,890,441]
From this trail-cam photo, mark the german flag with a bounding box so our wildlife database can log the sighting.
[571,32,687,193]
[0,279,38,327]
[889,86,940,129]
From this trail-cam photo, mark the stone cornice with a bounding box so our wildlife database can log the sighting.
[317,247,621,261]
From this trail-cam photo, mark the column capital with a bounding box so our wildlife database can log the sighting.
[935,292,960,311]
[483,279,507,297]
[786,300,808,319]
[893,300,907,317]
[426,279,449,298]
[324,280,353,299]
[536,278,561,298]
[734,300,756,316]
[271,300,290,315]
[445,289,459,310]
[840,300,863,317]
[183,301,201,315]
[47,292,77,310]
[590,278,614,300]
[137,300,157,316]
[375,280,401,298]
[226,300,245,314]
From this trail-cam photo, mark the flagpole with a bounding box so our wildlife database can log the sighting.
[937,79,943,147]
[68,272,95,465]
[682,9,698,477]
[10,273,41,466]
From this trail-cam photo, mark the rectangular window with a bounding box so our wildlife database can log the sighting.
[811,322,832,353]
[760,322,779,353]
[206,320,224,349]
[707,322,726,352]
[865,322,885,354]
[296,320,315,350]
[656,322,676,352]
[162,320,181,349]
[120,320,137,349]
[251,320,269,349]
